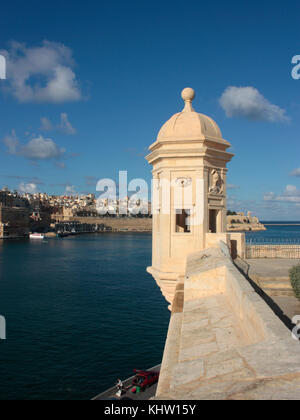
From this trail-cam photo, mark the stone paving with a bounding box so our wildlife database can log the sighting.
[155,247,300,400]
[93,365,161,400]
[169,294,257,398]
[246,259,297,279]
[272,296,300,321]
[238,258,300,321]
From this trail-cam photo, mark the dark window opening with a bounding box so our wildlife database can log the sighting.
[209,209,218,233]
[176,209,191,233]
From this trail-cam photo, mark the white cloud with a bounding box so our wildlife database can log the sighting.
[264,185,300,203]
[35,66,81,103]
[227,196,257,211]
[227,184,240,190]
[55,161,66,169]
[19,182,38,194]
[58,113,76,135]
[3,131,65,160]
[3,129,19,154]
[40,117,53,131]
[286,185,298,194]
[219,86,289,122]
[0,41,82,103]
[40,113,76,135]
[65,184,76,195]
[21,136,65,159]
[291,168,300,177]
[228,186,300,221]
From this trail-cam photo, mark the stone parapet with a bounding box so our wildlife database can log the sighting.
[146,267,180,311]
[155,242,300,400]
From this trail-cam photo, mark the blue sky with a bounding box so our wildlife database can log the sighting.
[0,0,300,220]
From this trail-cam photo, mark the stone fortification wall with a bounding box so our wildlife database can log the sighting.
[156,242,300,400]
[51,216,152,232]
[227,213,266,232]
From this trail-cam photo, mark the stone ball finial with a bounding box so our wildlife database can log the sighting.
[181,87,195,102]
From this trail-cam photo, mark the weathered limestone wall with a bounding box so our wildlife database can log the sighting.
[52,216,152,232]
[229,232,246,259]
[149,232,246,311]
[155,242,300,400]
[246,244,300,259]
[206,232,246,260]
[205,233,231,249]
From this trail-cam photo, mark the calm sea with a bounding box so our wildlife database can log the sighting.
[1,224,300,400]
[0,233,170,400]
[246,222,300,243]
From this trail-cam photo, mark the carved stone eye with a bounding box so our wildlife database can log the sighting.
[175,177,192,187]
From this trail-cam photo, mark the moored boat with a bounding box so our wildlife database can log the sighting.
[56,231,69,238]
[29,233,45,240]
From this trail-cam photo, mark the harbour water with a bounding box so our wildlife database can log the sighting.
[246,222,300,243]
[0,224,300,400]
[0,233,169,400]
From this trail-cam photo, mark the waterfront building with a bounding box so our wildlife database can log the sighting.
[0,204,30,239]
[0,188,15,207]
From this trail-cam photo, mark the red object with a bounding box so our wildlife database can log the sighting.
[132,370,159,391]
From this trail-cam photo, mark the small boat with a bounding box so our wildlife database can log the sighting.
[29,233,45,240]
[56,231,69,238]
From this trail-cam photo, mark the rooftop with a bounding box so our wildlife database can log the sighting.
[157,87,223,142]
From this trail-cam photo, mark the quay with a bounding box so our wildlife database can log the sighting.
[92,365,160,401]
[236,258,300,322]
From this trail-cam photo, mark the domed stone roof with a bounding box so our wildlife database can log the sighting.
[157,88,223,142]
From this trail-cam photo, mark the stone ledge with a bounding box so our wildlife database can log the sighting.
[156,242,300,400]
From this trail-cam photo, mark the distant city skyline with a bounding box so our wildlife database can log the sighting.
[0,1,300,220]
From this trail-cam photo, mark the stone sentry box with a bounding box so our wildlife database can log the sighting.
[146,88,244,307]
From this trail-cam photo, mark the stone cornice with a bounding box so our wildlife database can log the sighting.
[146,147,234,166]
[148,135,232,152]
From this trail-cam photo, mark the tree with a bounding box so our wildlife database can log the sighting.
[227,210,237,216]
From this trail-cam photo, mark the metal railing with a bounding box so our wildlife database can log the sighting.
[246,238,300,259]
[246,238,300,245]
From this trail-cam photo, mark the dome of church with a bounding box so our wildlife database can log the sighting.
[157,88,223,142]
